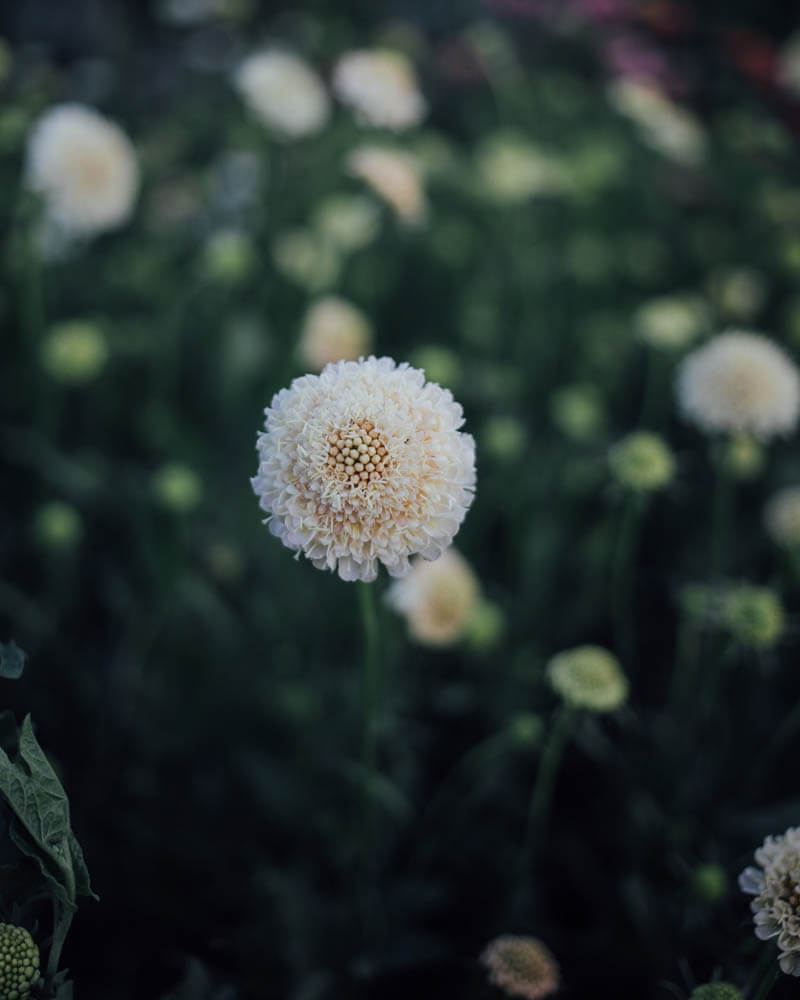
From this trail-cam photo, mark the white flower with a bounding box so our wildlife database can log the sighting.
[546,646,628,713]
[345,145,426,225]
[385,547,479,646]
[474,131,566,203]
[480,935,560,1000]
[251,357,476,582]
[333,48,426,130]
[234,50,330,139]
[607,78,707,166]
[739,826,800,975]
[297,296,373,371]
[676,331,800,439]
[765,486,800,548]
[777,33,800,97]
[25,103,139,237]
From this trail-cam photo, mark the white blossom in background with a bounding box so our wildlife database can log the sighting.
[251,357,476,582]
[739,826,800,975]
[298,296,373,371]
[607,78,707,166]
[345,146,426,225]
[333,48,426,130]
[26,104,139,238]
[233,50,330,139]
[385,547,480,646]
[480,935,560,1000]
[777,33,800,98]
[474,131,565,203]
[676,331,800,439]
[634,294,709,351]
[764,486,800,549]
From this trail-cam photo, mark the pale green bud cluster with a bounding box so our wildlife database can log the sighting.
[689,984,742,1000]
[609,431,675,493]
[634,293,708,351]
[409,346,462,390]
[40,320,108,384]
[152,463,203,513]
[0,923,39,1000]
[723,433,764,480]
[202,229,255,283]
[722,584,784,649]
[313,194,380,253]
[508,713,543,747]
[481,416,527,463]
[33,500,83,550]
[546,645,628,713]
[465,599,506,652]
[691,863,729,903]
[549,384,605,443]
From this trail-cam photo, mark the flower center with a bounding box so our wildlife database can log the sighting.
[326,418,390,489]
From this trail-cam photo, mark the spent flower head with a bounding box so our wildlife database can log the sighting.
[676,331,800,440]
[765,486,800,549]
[609,431,674,493]
[739,826,800,975]
[233,50,330,139]
[547,645,628,712]
[26,103,138,238]
[333,48,427,130]
[252,357,476,582]
[480,935,559,1000]
[0,924,39,1000]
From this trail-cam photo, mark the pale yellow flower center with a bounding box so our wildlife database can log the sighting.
[326,418,391,489]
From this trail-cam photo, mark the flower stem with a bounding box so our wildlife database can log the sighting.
[639,349,663,428]
[748,946,777,1000]
[513,707,573,911]
[47,898,74,977]
[358,580,380,815]
[710,443,733,579]
[612,495,642,670]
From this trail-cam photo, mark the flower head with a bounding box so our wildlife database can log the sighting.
[739,826,800,975]
[480,935,559,1000]
[333,48,427,130]
[547,645,628,712]
[152,463,203,513]
[26,103,139,237]
[722,584,784,649]
[345,145,426,225]
[233,50,330,139]
[386,547,479,646]
[765,486,800,549]
[298,296,373,371]
[689,986,742,1000]
[252,357,476,582]
[634,294,709,351]
[676,331,800,439]
[609,431,674,493]
[0,923,40,999]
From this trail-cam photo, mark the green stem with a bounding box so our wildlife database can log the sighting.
[745,697,800,796]
[358,581,380,810]
[668,613,700,709]
[47,899,74,977]
[639,349,662,428]
[612,495,642,670]
[748,946,777,1000]
[514,707,574,909]
[710,444,733,579]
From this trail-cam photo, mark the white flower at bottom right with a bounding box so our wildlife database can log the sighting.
[739,826,800,975]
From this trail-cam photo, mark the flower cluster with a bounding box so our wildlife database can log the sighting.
[546,645,628,712]
[739,826,800,975]
[480,935,559,1000]
[0,924,39,1000]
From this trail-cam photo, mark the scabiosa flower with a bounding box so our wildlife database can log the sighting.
[480,935,560,1000]
[546,645,628,712]
[765,486,800,548]
[297,296,373,371]
[722,584,784,649]
[25,104,139,238]
[677,331,800,439]
[333,48,427,130]
[251,357,476,582]
[0,924,40,1000]
[345,145,426,225]
[739,826,800,975]
[233,50,330,140]
[609,431,675,493]
[385,547,480,646]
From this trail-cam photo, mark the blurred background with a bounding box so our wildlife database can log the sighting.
[2,1,800,997]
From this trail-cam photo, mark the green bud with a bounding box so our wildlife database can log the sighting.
[313,194,380,253]
[202,229,255,284]
[549,384,604,443]
[0,924,39,999]
[723,433,764,480]
[33,501,82,550]
[40,320,108,384]
[409,345,462,390]
[609,431,674,493]
[722,584,784,649]
[464,599,506,652]
[480,416,527,463]
[691,863,728,903]
[152,463,202,513]
[508,713,543,747]
[689,985,742,1000]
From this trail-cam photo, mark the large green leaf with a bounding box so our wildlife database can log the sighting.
[0,716,96,906]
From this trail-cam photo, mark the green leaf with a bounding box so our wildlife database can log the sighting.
[0,716,96,905]
[0,640,26,680]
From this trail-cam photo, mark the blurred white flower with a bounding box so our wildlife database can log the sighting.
[739,826,800,975]
[234,50,329,139]
[765,486,800,548]
[333,48,426,130]
[480,935,560,1000]
[474,131,565,203]
[634,294,709,351]
[385,547,480,646]
[777,33,800,97]
[251,356,476,582]
[297,296,373,371]
[345,145,426,225]
[26,103,139,237]
[676,331,800,439]
[607,78,707,166]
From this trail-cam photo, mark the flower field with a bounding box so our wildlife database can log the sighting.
[2,2,800,998]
